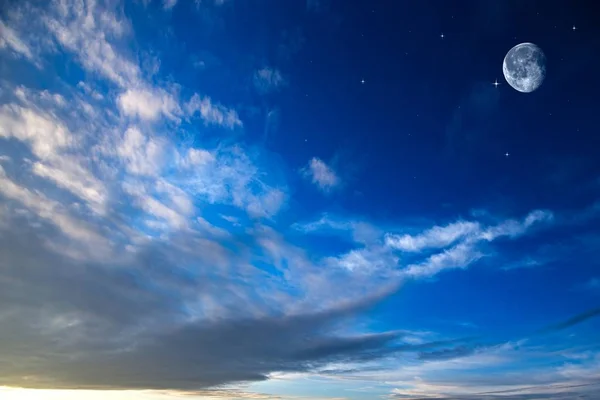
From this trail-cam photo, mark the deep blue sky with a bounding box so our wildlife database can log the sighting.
[1,0,600,399]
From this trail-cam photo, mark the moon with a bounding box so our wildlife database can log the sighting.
[503,43,547,93]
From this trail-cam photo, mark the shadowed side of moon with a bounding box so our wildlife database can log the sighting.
[503,43,547,93]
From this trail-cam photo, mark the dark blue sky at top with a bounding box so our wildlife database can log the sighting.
[135,0,600,216]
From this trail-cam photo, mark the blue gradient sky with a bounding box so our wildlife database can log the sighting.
[1,0,599,399]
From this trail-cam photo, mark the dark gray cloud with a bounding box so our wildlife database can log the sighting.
[0,214,422,391]
[0,212,488,391]
[542,307,600,333]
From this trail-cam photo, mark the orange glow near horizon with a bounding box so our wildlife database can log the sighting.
[0,387,191,400]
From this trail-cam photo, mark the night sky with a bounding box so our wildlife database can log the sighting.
[1,0,600,399]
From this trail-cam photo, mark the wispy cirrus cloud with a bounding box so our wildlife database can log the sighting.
[385,221,480,252]
[254,67,286,94]
[117,88,181,122]
[185,93,242,128]
[384,210,553,278]
[42,0,138,88]
[339,337,600,400]
[0,20,35,61]
[302,157,340,192]
[163,0,178,9]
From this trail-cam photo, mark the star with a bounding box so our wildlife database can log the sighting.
[492,79,500,88]
[505,152,510,157]
[440,33,445,39]
[572,25,577,31]
[361,79,365,84]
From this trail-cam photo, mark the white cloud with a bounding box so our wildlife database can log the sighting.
[293,214,349,233]
[0,104,73,159]
[0,20,34,61]
[31,157,107,215]
[296,210,551,279]
[303,157,340,192]
[156,179,194,216]
[128,189,186,230]
[117,126,165,176]
[332,246,398,273]
[1,87,113,215]
[13,86,68,110]
[163,0,178,9]
[44,0,140,88]
[195,0,229,6]
[479,210,553,241]
[171,145,287,218]
[393,210,553,278]
[381,345,600,399]
[385,221,480,252]
[246,188,286,219]
[403,242,484,278]
[185,94,242,129]
[184,148,215,167]
[294,215,381,245]
[253,67,286,94]
[196,216,231,239]
[0,166,110,256]
[117,88,180,122]
[77,81,104,100]
[41,91,66,107]
[114,133,285,220]
[220,214,240,225]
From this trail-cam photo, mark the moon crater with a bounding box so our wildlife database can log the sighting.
[503,43,546,93]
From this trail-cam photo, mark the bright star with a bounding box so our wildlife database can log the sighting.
[361,79,365,84]
[572,25,577,31]
[440,33,444,39]
[493,79,500,88]
[505,152,510,157]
